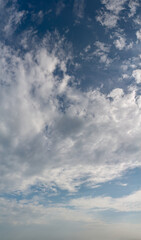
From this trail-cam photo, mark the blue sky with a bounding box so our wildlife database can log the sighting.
[0,0,141,239]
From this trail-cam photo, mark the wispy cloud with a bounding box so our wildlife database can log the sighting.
[56,0,65,16]
[0,1,141,237]
[69,190,141,212]
[0,0,25,37]
[73,0,85,19]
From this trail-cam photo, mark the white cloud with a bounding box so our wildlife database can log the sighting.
[117,182,128,186]
[97,0,127,28]
[102,0,127,14]
[0,0,25,37]
[0,197,95,225]
[0,35,141,195]
[114,36,126,50]
[1,196,141,240]
[84,45,91,53]
[96,12,118,28]
[122,74,129,79]
[132,69,141,83]
[94,41,112,65]
[134,16,141,25]
[56,1,65,16]
[1,1,141,239]
[128,0,139,17]
[69,190,141,212]
[136,29,141,40]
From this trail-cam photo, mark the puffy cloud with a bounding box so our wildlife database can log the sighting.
[0,34,141,196]
[96,11,119,28]
[128,0,139,17]
[96,0,127,28]
[102,0,127,14]
[94,41,112,65]
[132,69,141,83]
[134,16,141,25]
[136,29,141,40]
[114,36,126,50]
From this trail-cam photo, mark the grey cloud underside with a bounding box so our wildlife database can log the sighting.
[0,34,141,194]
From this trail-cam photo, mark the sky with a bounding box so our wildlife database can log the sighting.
[0,0,141,239]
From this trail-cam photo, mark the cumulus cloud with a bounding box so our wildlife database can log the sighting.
[102,0,127,15]
[134,16,141,25]
[128,0,139,17]
[114,35,126,50]
[0,32,141,197]
[94,41,112,65]
[0,2,141,238]
[136,29,141,40]
[1,1,141,240]
[132,69,141,83]
[96,11,118,28]
[96,0,127,28]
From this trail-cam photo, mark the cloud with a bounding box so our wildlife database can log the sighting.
[1,190,141,240]
[0,34,141,196]
[128,0,139,17]
[1,197,141,240]
[102,0,127,15]
[96,0,127,28]
[73,0,85,19]
[94,41,112,65]
[84,45,91,53]
[136,29,141,40]
[0,0,25,37]
[132,69,141,83]
[117,182,128,186]
[56,1,65,16]
[134,16,141,25]
[114,35,126,50]
[1,1,141,239]
[69,190,141,212]
[0,0,141,203]
[0,197,95,225]
[97,0,140,30]
[96,11,119,28]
